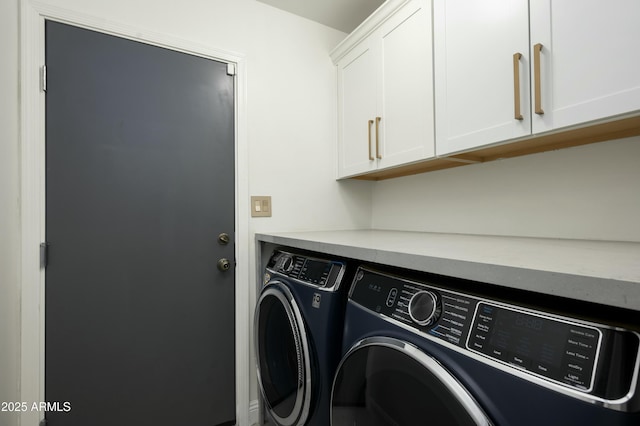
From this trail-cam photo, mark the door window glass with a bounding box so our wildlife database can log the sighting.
[257,294,301,419]
[332,345,482,425]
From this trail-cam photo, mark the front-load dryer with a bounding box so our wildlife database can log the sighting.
[255,249,352,426]
[331,266,640,425]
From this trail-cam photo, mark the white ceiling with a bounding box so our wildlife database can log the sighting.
[256,0,386,33]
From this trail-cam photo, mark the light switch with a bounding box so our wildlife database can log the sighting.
[251,196,272,217]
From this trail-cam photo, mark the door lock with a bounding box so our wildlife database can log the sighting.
[217,258,231,272]
[218,233,230,245]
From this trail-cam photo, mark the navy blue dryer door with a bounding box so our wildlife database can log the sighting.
[255,283,312,426]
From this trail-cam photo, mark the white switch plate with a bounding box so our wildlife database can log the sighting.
[251,196,272,217]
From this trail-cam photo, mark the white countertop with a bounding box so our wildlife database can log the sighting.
[256,230,640,311]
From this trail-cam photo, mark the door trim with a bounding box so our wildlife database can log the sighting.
[19,1,250,425]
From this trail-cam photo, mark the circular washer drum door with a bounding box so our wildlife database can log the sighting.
[255,283,312,426]
[331,336,492,426]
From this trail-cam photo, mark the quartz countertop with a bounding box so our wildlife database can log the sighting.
[256,230,640,311]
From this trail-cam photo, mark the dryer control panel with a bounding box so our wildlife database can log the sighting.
[348,267,639,403]
[266,250,346,291]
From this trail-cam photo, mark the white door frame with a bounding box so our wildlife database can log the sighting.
[19,1,250,424]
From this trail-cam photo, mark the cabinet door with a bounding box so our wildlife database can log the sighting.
[434,0,530,156]
[377,0,435,169]
[337,40,377,178]
[530,0,640,134]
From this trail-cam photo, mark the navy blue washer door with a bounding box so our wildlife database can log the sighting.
[45,21,235,426]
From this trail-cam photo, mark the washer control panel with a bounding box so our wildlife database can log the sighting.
[349,268,473,347]
[348,267,639,401]
[468,302,600,392]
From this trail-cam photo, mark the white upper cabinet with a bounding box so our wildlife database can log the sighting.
[338,40,378,177]
[434,0,531,156]
[334,0,434,179]
[377,0,435,170]
[435,0,640,156]
[530,0,640,134]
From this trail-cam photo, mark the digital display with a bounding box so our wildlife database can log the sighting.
[299,260,329,284]
[489,308,567,368]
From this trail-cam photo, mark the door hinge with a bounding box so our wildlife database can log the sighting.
[40,242,49,268]
[41,65,47,92]
[226,63,236,76]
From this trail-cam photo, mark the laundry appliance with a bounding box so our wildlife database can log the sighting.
[255,249,352,425]
[331,265,640,425]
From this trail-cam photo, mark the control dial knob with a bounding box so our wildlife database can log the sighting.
[408,291,439,326]
[279,255,294,273]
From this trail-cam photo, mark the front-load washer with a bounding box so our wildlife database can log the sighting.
[331,266,640,425]
[255,249,352,426]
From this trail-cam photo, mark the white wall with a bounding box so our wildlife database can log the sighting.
[0,0,21,425]
[5,0,372,424]
[372,136,640,242]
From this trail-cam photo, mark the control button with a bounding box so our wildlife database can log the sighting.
[566,362,587,374]
[509,354,530,369]
[473,332,488,342]
[386,288,398,307]
[470,333,487,351]
[449,327,463,337]
[480,304,495,316]
[534,363,550,374]
[563,371,588,389]
[408,291,439,326]
[567,337,595,352]
[442,316,464,329]
[445,334,461,345]
[471,341,485,351]
[476,323,490,333]
[491,348,507,361]
[478,314,493,323]
[568,328,598,342]
[565,348,591,362]
[473,319,491,332]
[573,351,591,362]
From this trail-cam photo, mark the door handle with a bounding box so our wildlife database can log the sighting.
[217,258,231,272]
[375,116,382,159]
[513,52,523,120]
[533,43,544,115]
[367,120,374,161]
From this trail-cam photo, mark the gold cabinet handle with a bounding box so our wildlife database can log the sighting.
[513,52,523,120]
[534,43,544,115]
[367,120,374,160]
[375,116,382,159]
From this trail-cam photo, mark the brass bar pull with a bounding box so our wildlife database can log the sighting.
[513,52,523,120]
[534,43,544,115]
[375,116,382,159]
[367,120,374,160]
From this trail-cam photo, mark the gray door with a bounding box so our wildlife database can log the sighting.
[45,21,235,426]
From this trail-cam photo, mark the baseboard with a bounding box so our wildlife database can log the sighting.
[249,399,259,425]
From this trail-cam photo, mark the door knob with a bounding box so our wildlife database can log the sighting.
[217,258,231,272]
